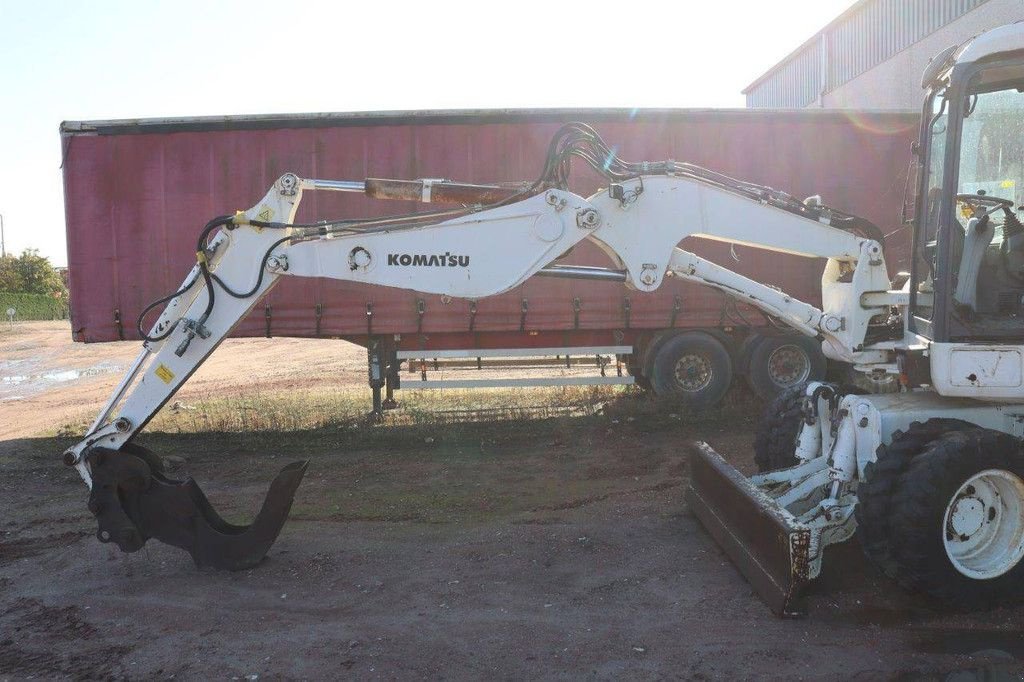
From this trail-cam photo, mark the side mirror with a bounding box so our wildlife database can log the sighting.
[921,44,958,89]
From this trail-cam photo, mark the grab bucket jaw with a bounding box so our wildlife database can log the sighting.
[86,444,308,570]
[686,441,812,617]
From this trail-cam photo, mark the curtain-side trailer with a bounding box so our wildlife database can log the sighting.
[60,108,917,410]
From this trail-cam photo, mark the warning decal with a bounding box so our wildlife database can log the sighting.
[155,364,175,384]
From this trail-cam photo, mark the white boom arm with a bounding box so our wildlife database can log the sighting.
[65,172,892,486]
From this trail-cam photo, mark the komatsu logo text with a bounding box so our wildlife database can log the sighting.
[387,252,471,267]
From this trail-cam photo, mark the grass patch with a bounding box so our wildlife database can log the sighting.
[145,384,631,434]
[50,382,761,449]
[20,385,760,528]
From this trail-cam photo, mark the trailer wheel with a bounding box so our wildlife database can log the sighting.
[752,383,806,472]
[882,426,1024,608]
[745,335,826,401]
[855,419,974,578]
[622,353,651,391]
[648,332,732,409]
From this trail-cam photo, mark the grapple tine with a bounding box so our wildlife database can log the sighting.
[686,441,810,617]
[87,446,308,570]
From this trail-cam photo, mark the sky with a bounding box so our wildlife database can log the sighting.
[0,0,853,266]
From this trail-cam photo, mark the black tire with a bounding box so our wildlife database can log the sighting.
[648,332,732,410]
[874,426,1024,609]
[736,333,765,377]
[855,419,974,578]
[745,334,826,402]
[622,353,652,391]
[752,383,806,472]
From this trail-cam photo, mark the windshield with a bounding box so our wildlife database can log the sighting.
[946,77,1024,337]
[957,87,1024,238]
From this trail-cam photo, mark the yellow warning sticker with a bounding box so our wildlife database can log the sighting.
[1002,180,1016,189]
[155,364,175,384]
[257,206,274,222]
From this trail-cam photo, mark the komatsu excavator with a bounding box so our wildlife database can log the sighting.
[65,23,1024,617]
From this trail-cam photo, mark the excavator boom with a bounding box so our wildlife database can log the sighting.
[65,123,893,571]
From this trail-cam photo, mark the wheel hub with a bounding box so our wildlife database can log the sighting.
[949,495,985,538]
[766,344,810,387]
[943,469,1024,580]
[674,354,712,392]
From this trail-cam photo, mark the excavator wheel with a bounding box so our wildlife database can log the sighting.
[752,383,806,473]
[870,425,1024,609]
[855,419,974,579]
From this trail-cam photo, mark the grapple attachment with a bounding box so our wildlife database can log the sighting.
[86,444,308,570]
[686,442,811,617]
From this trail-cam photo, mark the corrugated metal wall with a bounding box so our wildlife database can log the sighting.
[745,0,990,108]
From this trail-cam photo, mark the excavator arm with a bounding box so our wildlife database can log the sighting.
[65,124,894,571]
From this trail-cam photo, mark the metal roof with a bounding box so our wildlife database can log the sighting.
[742,0,875,95]
[743,0,993,96]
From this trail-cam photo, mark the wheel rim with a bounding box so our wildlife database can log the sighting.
[942,469,1024,580]
[673,353,712,392]
[766,344,810,388]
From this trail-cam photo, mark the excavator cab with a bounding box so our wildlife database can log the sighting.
[911,48,1024,349]
[688,25,1024,617]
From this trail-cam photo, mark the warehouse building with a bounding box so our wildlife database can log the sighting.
[744,0,1022,109]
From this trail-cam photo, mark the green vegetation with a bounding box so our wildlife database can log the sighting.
[50,382,757,449]
[0,291,69,321]
[53,385,628,439]
[0,249,68,320]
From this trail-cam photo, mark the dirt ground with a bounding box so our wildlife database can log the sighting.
[2,322,1024,680]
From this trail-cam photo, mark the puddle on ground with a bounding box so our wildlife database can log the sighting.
[42,369,88,382]
[0,362,124,399]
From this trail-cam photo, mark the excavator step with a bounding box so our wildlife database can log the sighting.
[686,441,811,617]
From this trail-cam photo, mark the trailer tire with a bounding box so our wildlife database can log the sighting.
[855,419,974,579]
[622,353,651,391]
[752,383,806,472]
[648,332,732,410]
[745,335,826,401]
[884,427,1024,609]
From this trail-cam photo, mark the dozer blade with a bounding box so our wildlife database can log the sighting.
[686,441,811,617]
[86,444,308,570]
